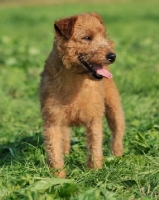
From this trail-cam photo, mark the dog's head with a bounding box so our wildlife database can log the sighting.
[54,13,115,80]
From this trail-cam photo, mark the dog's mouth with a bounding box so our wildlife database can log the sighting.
[78,55,113,80]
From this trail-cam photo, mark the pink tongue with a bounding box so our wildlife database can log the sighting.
[95,67,113,79]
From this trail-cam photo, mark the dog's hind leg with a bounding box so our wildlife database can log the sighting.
[43,125,66,178]
[104,79,125,156]
[86,119,103,168]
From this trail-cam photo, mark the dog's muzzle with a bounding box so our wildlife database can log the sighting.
[78,54,113,80]
[78,55,103,79]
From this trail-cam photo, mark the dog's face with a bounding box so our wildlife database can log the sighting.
[54,13,115,80]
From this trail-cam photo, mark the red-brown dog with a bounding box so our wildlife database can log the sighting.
[40,13,125,178]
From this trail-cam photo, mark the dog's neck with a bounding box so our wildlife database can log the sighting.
[44,43,87,103]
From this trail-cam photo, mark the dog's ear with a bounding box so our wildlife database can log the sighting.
[91,13,104,25]
[54,16,77,39]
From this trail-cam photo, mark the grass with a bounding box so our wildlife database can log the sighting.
[0,1,159,199]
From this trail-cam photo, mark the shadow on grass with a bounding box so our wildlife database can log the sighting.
[0,132,44,167]
[0,130,87,169]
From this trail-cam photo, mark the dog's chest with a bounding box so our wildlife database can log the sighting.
[63,81,105,126]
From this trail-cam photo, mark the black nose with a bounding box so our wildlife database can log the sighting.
[106,53,116,63]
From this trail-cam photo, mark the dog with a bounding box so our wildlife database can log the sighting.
[39,13,125,178]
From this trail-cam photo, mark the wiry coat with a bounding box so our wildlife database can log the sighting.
[39,13,125,178]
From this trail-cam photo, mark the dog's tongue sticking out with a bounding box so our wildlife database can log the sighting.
[94,66,113,79]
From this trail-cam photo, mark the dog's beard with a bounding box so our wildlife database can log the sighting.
[78,55,113,80]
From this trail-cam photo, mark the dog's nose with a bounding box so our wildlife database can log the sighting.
[106,53,116,63]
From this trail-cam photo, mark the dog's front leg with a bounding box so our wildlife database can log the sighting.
[86,119,103,169]
[62,126,71,155]
[104,79,125,156]
[43,125,66,178]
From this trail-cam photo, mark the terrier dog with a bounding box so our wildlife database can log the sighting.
[39,13,125,178]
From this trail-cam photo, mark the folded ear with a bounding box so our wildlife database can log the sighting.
[54,16,77,39]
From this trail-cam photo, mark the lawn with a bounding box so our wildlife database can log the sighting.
[0,1,159,199]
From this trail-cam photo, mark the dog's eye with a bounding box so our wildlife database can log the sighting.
[82,36,92,41]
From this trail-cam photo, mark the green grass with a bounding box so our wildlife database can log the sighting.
[0,1,159,199]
